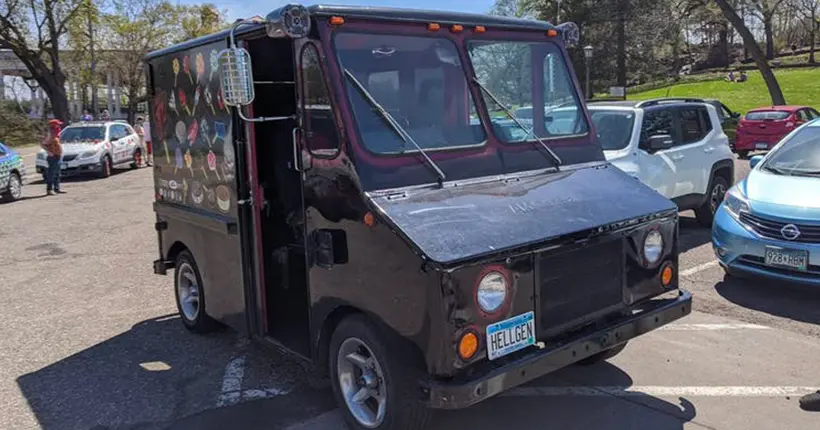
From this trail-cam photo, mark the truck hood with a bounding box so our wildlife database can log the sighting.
[368,163,676,266]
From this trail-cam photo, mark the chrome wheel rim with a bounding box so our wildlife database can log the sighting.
[337,337,387,428]
[176,262,200,321]
[9,175,21,199]
[710,183,727,214]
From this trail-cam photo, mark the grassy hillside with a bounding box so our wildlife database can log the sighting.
[627,68,820,114]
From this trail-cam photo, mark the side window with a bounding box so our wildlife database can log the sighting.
[640,109,674,148]
[796,110,809,121]
[678,107,707,145]
[720,104,733,119]
[300,43,341,157]
[809,109,820,119]
[698,107,713,133]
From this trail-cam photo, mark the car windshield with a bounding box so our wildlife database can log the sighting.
[590,110,635,150]
[746,111,790,121]
[334,33,485,155]
[468,40,588,144]
[61,126,105,142]
[761,126,820,176]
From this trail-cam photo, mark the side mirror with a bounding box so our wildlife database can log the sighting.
[218,47,255,107]
[749,155,764,169]
[643,134,674,153]
[731,112,741,119]
[311,229,348,269]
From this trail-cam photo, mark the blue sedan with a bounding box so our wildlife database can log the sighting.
[712,118,820,285]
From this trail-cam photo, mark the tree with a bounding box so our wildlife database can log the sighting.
[0,0,86,122]
[748,0,790,59]
[713,0,786,104]
[67,0,103,113]
[797,0,819,63]
[176,3,229,44]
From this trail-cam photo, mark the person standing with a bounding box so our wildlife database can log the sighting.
[41,119,65,195]
[134,116,148,167]
[81,109,93,121]
[100,109,111,121]
[142,118,153,166]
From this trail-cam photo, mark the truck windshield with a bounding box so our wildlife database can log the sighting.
[468,40,589,143]
[334,33,486,155]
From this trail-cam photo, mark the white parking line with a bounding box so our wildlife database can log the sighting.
[505,386,816,397]
[660,323,770,331]
[216,354,247,407]
[680,260,720,277]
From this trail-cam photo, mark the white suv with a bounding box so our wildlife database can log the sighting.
[36,121,142,179]
[588,98,735,226]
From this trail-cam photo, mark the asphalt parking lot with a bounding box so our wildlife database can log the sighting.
[2,154,820,430]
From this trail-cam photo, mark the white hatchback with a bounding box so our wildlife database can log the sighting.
[36,121,142,179]
[589,98,735,226]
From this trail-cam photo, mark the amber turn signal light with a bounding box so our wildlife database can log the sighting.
[546,29,558,37]
[427,23,441,31]
[450,24,464,33]
[458,331,479,360]
[661,264,674,287]
[329,16,345,25]
[363,211,375,228]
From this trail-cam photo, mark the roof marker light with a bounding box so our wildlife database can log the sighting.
[474,25,486,33]
[450,24,464,33]
[329,16,344,25]
[427,22,441,31]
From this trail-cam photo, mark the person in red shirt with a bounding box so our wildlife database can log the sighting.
[41,119,64,195]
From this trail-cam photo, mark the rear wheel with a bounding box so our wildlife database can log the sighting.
[695,176,729,227]
[329,315,432,430]
[577,342,628,365]
[174,250,217,333]
[2,172,22,202]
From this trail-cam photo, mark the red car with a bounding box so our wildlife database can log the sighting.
[734,105,819,158]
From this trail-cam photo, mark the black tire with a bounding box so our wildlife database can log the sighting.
[695,175,729,227]
[174,250,218,333]
[2,172,22,202]
[736,150,749,159]
[99,155,112,178]
[329,315,432,430]
[577,342,628,366]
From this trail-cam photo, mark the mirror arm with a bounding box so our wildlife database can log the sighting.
[236,107,295,123]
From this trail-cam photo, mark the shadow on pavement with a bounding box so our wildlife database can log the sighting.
[16,314,239,430]
[434,361,696,430]
[715,275,820,326]
[678,215,711,254]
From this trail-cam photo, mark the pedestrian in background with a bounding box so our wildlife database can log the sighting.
[41,119,64,195]
[142,118,153,166]
[101,109,111,121]
[81,110,93,121]
[134,116,149,167]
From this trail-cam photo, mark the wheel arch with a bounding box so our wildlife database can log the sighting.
[166,240,190,268]
[703,158,735,204]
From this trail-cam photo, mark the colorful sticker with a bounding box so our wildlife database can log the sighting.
[187,119,199,146]
[175,121,187,145]
[172,58,180,87]
[209,49,219,81]
[183,55,193,84]
[191,180,204,205]
[179,89,190,116]
[182,178,189,204]
[200,119,211,147]
[184,149,193,175]
[175,146,183,173]
[194,87,201,111]
[169,92,179,116]
[217,87,227,112]
[216,184,231,213]
[205,185,216,208]
[205,89,215,115]
[195,53,206,82]
[214,121,227,143]
[207,149,220,180]
[222,139,235,180]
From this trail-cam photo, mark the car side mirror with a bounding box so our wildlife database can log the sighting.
[311,228,348,269]
[643,134,674,153]
[731,112,741,119]
[749,155,764,169]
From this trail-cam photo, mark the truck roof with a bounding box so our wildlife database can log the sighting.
[146,4,556,61]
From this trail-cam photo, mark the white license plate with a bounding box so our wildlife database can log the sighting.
[764,246,808,271]
[486,311,535,361]
[755,143,768,149]
[60,163,68,170]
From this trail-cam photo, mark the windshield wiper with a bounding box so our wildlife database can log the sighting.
[343,69,446,185]
[471,77,563,168]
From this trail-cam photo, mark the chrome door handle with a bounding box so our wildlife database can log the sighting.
[292,127,301,172]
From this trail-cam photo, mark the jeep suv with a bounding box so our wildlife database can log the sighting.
[588,98,735,226]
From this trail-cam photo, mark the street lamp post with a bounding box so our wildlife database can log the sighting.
[583,45,594,100]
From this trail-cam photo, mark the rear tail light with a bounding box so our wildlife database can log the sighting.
[457,330,479,360]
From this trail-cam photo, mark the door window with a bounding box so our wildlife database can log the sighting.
[300,43,342,157]
[796,110,809,122]
[808,109,820,119]
[640,109,675,149]
[678,106,710,145]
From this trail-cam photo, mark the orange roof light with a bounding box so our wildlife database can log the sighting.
[427,22,441,31]
[329,16,345,25]
[363,211,376,228]
[474,25,486,33]
[661,264,674,287]
[547,29,558,37]
[458,331,479,360]
[450,24,464,33]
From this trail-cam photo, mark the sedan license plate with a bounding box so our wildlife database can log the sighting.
[60,162,68,170]
[764,246,808,271]
[486,311,535,361]
[755,143,768,149]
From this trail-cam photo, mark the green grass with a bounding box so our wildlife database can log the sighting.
[627,68,820,113]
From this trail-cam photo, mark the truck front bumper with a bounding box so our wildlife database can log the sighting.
[424,289,692,409]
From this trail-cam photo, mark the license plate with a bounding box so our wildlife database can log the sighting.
[486,311,535,361]
[755,143,768,149]
[764,246,808,271]
[60,163,67,170]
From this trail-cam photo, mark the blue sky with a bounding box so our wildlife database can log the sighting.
[177,0,496,22]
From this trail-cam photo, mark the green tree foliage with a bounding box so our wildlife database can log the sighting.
[177,3,229,43]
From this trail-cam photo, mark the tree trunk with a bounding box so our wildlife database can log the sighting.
[811,11,817,64]
[88,9,98,114]
[719,23,729,67]
[764,17,775,60]
[714,0,786,105]
[616,0,627,87]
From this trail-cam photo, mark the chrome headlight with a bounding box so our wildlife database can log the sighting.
[80,150,98,159]
[723,186,749,217]
[643,230,664,264]
[476,271,508,313]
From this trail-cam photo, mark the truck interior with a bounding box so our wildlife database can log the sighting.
[245,35,310,357]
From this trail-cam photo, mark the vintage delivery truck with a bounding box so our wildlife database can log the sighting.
[146,4,692,429]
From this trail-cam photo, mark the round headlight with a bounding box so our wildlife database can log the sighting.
[643,230,664,264]
[476,271,508,313]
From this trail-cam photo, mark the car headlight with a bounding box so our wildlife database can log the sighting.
[723,186,749,217]
[643,230,664,265]
[80,150,98,158]
[476,271,508,314]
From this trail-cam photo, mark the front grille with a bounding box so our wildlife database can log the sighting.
[537,238,624,335]
[738,212,820,244]
[62,154,78,162]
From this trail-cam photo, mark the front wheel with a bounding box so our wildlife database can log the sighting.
[2,172,22,202]
[329,315,432,430]
[174,250,217,333]
[695,176,729,227]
